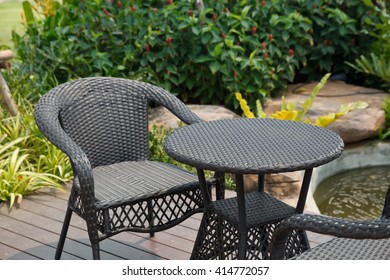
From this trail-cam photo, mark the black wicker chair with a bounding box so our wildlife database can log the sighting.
[269,185,390,259]
[34,77,207,260]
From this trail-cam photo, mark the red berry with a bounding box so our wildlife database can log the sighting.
[225,7,229,13]
[251,26,257,35]
[103,7,109,17]
[188,9,193,16]
[288,49,294,57]
[212,14,217,22]
[153,8,158,14]
[261,42,266,49]
[167,0,173,5]
[146,44,150,52]
[264,53,268,59]
[117,1,121,8]
[323,39,328,47]
[235,41,241,46]
[234,70,238,78]
[166,37,172,45]
[261,0,266,7]
[268,33,273,41]
[221,33,226,39]
[132,5,136,12]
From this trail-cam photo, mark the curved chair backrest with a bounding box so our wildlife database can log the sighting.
[35,77,201,168]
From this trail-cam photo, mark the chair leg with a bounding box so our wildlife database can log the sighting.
[147,200,155,237]
[91,243,101,260]
[55,207,73,260]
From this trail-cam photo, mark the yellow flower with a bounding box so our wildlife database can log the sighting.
[235,92,255,118]
[315,113,345,127]
[271,110,299,121]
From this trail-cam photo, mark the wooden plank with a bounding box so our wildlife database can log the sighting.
[2,201,163,260]
[0,213,93,260]
[16,193,198,259]
[0,243,40,260]
[0,227,80,260]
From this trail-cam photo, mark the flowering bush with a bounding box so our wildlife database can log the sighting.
[12,0,383,108]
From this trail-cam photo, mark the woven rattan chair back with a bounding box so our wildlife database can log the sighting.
[34,77,204,259]
[39,77,201,167]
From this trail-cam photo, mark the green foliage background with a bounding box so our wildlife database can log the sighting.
[10,0,386,109]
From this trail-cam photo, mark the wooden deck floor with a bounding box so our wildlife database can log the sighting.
[0,187,332,260]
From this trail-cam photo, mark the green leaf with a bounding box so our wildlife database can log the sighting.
[282,31,290,42]
[298,73,331,120]
[178,22,190,30]
[201,32,211,44]
[166,64,177,74]
[225,39,234,49]
[249,49,257,61]
[240,20,251,30]
[22,1,35,26]
[191,26,201,36]
[209,61,221,74]
[193,56,214,63]
[213,43,224,57]
[339,101,369,114]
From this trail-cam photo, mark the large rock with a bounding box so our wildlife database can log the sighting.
[231,172,304,208]
[264,81,389,143]
[327,107,385,143]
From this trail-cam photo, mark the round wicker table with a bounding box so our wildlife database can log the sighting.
[164,118,344,260]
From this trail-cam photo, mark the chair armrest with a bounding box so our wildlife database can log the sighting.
[142,82,203,125]
[34,98,94,200]
[269,214,390,259]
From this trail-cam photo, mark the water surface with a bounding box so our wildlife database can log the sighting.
[314,166,390,220]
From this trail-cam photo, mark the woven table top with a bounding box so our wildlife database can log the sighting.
[164,118,344,174]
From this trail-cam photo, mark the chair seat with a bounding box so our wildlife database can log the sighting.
[295,238,390,260]
[74,161,200,209]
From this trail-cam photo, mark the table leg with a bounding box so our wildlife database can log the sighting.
[291,168,313,256]
[258,174,265,192]
[295,168,313,214]
[214,172,225,200]
[235,174,248,260]
[197,168,211,205]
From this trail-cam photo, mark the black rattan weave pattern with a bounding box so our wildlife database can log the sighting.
[269,185,390,260]
[164,118,343,260]
[295,238,390,260]
[34,77,205,259]
[191,192,309,259]
[164,118,343,174]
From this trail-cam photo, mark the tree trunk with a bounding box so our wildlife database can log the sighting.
[0,50,18,116]
[0,72,18,116]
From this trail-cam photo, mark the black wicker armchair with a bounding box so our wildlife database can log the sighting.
[269,185,390,260]
[34,77,207,260]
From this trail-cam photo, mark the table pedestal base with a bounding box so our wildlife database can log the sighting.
[190,192,310,260]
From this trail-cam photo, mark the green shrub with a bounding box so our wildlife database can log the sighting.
[13,0,311,109]
[346,1,390,91]
[379,97,390,140]
[295,0,381,82]
[13,0,383,108]
[0,106,69,207]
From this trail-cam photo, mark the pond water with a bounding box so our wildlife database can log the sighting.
[313,166,390,220]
